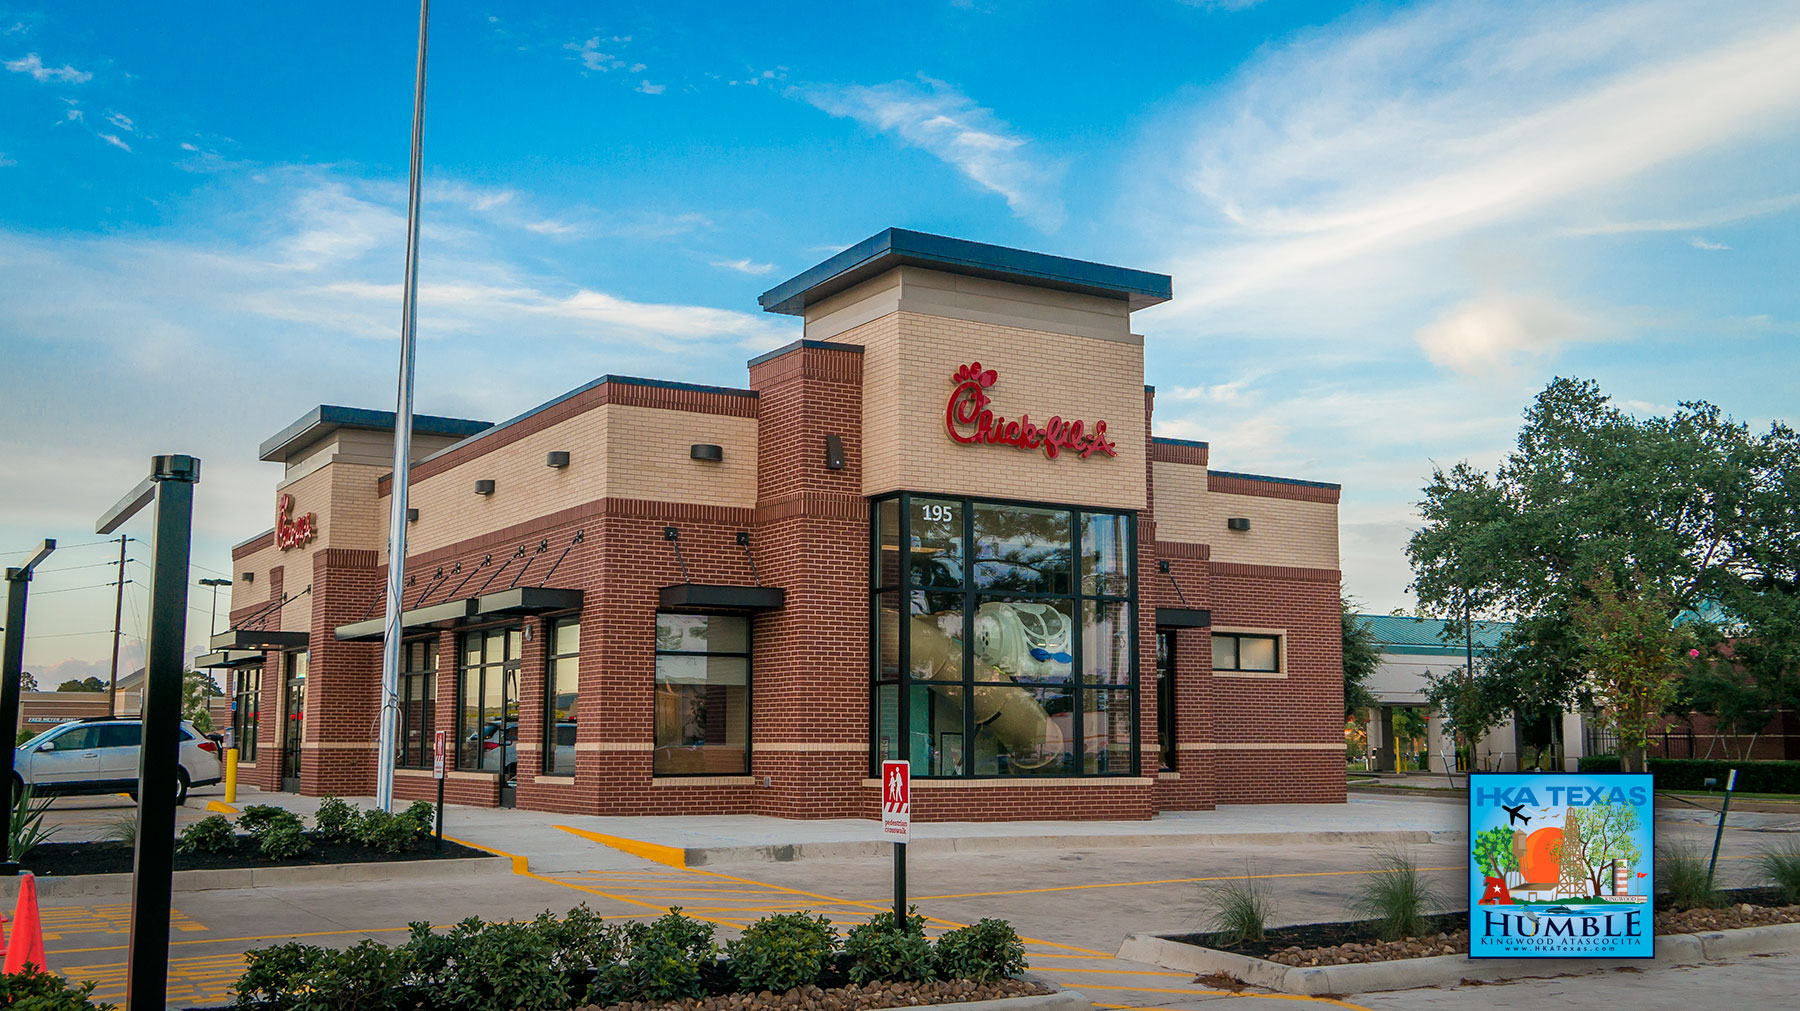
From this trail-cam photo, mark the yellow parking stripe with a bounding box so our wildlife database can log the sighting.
[556,824,688,867]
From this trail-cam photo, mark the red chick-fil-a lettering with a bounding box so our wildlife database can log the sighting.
[275,492,317,551]
[944,361,1116,461]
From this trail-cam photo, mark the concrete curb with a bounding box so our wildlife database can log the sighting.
[930,973,1091,1011]
[684,830,1444,865]
[1,854,509,899]
[1117,921,1799,996]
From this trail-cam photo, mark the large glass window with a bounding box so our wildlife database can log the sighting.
[1155,631,1175,771]
[397,639,435,769]
[654,614,750,775]
[232,666,260,762]
[545,616,579,775]
[871,494,1137,778]
[1213,632,1280,673]
[458,627,521,772]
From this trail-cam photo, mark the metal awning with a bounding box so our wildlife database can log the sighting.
[210,629,309,650]
[333,587,583,642]
[1155,607,1212,629]
[194,649,267,669]
[657,584,786,612]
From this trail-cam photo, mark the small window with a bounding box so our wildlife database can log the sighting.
[49,725,100,750]
[1213,632,1281,673]
[544,617,579,776]
[654,614,750,775]
[98,724,142,749]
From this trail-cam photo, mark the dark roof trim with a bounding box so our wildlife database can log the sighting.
[412,375,758,472]
[210,629,309,650]
[259,405,492,463]
[333,587,583,642]
[759,228,1172,316]
[1208,469,1341,491]
[1155,607,1212,629]
[1152,437,1210,450]
[194,649,267,669]
[658,583,786,612]
[746,339,867,369]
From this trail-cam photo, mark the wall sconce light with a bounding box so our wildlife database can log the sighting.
[824,434,845,470]
[546,451,571,468]
[241,571,254,583]
[1227,517,1251,531]
[1157,560,1171,573]
[406,508,419,522]
[475,479,496,496]
[690,444,723,462]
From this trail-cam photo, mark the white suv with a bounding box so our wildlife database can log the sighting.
[13,718,224,805]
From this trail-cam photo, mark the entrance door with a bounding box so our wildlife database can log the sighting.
[282,651,308,792]
[460,628,521,808]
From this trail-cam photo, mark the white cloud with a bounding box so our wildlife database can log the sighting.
[565,37,614,72]
[1414,294,1590,375]
[5,52,92,83]
[637,80,665,95]
[801,75,1065,232]
[0,152,14,168]
[1686,235,1729,250]
[104,111,134,132]
[96,132,130,153]
[711,257,775,276]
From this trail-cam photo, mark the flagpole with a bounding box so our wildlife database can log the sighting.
[377,0,430,812]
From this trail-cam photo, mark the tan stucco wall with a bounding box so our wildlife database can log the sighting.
[401,402,758,557]
[1152,461,1339,569]
[804,266,1134,344]
[230,540,279,611]
[848,309,1147,510]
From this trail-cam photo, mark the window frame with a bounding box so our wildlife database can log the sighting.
[395,637,436,770]
[543,614,580,776]
[652,613,753,777]
[1210,629,1286,678]
[232,665,260,763]
[1155,629,1176,772]
[456,625,522,772]
[869,492,1139,780]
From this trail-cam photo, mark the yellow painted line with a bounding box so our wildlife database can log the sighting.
[910,866,1464,901]
[1081,984,1375,1009]
[442,833,532,874]
[1034,967,1191,978]
[555,825,688,868]
[444,835,749,930]
[205,800,238,814]
[49,924,416,956]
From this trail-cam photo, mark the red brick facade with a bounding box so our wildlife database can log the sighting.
[220,244,1347,821]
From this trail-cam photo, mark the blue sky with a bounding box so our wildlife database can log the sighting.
[4,0,1798,681]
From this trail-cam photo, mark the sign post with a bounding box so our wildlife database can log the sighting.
[882,760,910,925]
[432,729,447,852]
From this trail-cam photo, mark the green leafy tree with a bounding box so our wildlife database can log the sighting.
[56,676,106,693]
[1571,572,1698,772]
[1342,590,1381,718]
[1406,379,1800,760]
[1472,825,1519,880]
[19,672,38,692]
[182,669,223,733]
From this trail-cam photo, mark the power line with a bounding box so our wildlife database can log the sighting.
[23,629,116,641]
[34,559,135,575]
[3,538,125,555]
[31,580,130,596]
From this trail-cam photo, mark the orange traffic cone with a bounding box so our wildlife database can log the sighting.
[4,871,44,972]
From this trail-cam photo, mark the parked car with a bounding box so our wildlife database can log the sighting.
[467,720,576,778]
[13,717,223,805]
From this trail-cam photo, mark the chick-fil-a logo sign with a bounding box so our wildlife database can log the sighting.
[275,492,317,551]
[944,361,1117,461]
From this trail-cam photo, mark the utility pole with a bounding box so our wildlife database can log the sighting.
[109,533,128,716]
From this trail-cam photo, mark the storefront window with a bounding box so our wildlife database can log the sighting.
[545,616,579,775]
[397,639,435,769]
[871,494,1137,778]
[458,627,521,772]
[654,614,750,775]
[1156,631,1175,771]
[231,666,260,763]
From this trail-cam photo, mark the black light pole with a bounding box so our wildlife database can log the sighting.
[1,539,56,874]
[97,454,200,1011]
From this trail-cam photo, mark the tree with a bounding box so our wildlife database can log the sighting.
[1341,590,1381,718]
[182,670,223,733]
[1570,801,1643,896]
[55,676,106,693]
[1390,707,1427,770]
[1407,379,1800,754]
[1571,572,1697,772]
[18,672,38,692]
[1473,825,1520,880]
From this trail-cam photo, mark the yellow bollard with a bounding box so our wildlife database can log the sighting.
[224,747,238,803]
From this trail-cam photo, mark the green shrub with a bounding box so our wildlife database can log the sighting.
[400,800,436,838]
[529,906,631,1006]
[933,919,1025,983]
[1349,848,1443,941]
[8,782,57,862]
[235,804,287,835]
[1756,840,1800,904]
[1199,872,1274,946]
[356,808,419,854]
[232,942,328,1010]
[177,815,238,855]
[1576,756,1800,793]
[620,909,717,1002]
[842,909,935,985]
[0,965,117,1010]
[312,796,359,842]
[726,912,836,993]
[1660,841,1725,910]
[104,812,138,846]
[258,822,309,860]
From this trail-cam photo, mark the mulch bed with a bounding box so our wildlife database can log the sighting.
[1174,888,1800,968]
[20,837,487,876]
[590,980,1050,1011]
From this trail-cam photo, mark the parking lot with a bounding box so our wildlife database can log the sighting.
[17,789,1798,1009]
